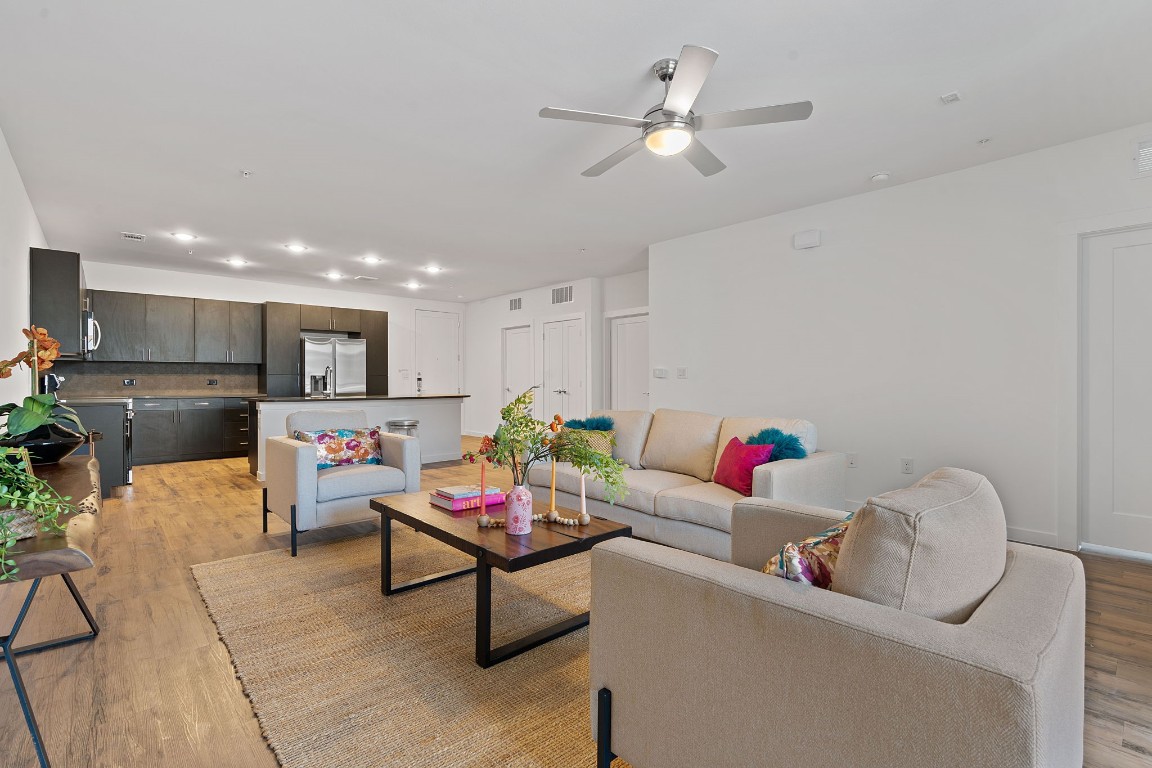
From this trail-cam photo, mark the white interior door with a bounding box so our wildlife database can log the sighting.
[611,315,649,411]
[541,317,586,421]
[501,325,533,403]
[1083,227,1152,553]
[415,310,461,395]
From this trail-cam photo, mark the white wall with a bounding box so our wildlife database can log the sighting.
[650,122,1152,547]
[602,269,649,313]
[0,124,47,405]
[83,262,463,396]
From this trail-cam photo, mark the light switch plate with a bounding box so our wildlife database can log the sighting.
[653,367,668,379]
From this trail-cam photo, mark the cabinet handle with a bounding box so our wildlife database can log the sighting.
[194,402,210,406]
[239,427,249,431]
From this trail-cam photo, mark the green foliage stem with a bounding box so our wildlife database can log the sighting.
[0,451,77,581]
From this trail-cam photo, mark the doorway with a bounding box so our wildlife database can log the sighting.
[541,317,587,421]
[609,314,649,411]
[1082,226,1152,553]
[414,310,461,395]
[501,325,533,404]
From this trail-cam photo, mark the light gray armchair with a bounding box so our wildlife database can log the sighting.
[262,410,420,555]
[589,468,1085,768]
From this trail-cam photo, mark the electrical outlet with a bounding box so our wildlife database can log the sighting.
[676,367,688,379]
[207,379,219,386]
[847,453,858,469]
[123,379,136,386]
[901,458,914,474]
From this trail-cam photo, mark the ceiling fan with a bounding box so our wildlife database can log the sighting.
[540,45,813,177]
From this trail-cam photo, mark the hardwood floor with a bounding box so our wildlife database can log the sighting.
[0,440,1149,767]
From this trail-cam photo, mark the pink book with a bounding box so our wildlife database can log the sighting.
[428,492,506,512]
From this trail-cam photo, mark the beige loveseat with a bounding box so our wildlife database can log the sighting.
[528,408,846,561]
[589,468,1086,768]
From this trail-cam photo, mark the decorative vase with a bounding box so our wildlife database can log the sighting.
[0,424,85,466]
[504,484,533,535]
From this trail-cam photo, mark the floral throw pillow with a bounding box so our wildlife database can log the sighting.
[293,427,383,469]
[763,512,854,589]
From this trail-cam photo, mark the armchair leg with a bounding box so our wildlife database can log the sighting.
[262,487,269,533]
[290,504,298,557]
[597,687,615,768]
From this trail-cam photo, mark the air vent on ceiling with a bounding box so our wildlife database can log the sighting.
[509,297,522,311]
[353,275,378,281]
[120,231,147,242]
[551,285,574,305]
[1136,138,1152,178]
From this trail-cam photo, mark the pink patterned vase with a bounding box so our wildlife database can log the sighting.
[504,485,534,535]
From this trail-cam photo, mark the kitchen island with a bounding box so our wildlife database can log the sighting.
[249,394,468,480]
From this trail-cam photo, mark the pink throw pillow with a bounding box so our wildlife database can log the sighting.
[713,437,774,497]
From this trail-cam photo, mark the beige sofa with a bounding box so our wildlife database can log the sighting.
[589,468,1086,768]
[528,408,846,561]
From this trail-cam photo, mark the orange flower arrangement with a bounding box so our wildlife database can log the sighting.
[1,326,83,440]
[0,326,62,380]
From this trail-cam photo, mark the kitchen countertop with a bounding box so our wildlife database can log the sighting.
[255,394,469,403]
[61,394,263,404]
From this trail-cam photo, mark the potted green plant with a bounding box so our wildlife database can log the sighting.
[0,326,86,464]
[0,447,78,580]
[464,387,626,534]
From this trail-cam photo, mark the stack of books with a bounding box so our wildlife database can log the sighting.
[429,485,506,511]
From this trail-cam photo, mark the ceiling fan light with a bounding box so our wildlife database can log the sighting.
[644,125,693,156]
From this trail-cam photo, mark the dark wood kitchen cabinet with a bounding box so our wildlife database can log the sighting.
[29,248,87,359]
[196,299,262,363]
[261,302,301,397]
[299,304,331,331]
[178,398,224,457]
[362,309,388,395]
[69,402,129,496]
[332,307,361,332]
[145,295,195,362]
[89,290,146,362]
[132,400,179,463]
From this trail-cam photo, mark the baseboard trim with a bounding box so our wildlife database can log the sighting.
[463,430,486,438]
[1006,526,1062,549]
[1078,542,1152,563]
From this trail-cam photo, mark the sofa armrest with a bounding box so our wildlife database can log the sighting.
[730,498,847,570]
[378,432,421,493]
[590,538,1085,768]
[750,450,846,510]
[265,436,318,529]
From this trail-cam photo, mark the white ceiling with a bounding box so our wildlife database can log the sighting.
[2,0,1152,301]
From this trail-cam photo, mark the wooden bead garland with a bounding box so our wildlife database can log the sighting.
[477,513,591,528]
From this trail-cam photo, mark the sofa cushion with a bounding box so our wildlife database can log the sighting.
[591,410,652,468]
[316,463,406,502]
[832,467,1007,624]
[764,513,854,589]
[294,427,383,469]
[653,482,743,533]
[713,437,774,496]
[528,462,700,515]
[714,417,818,474]
[641,409,725,482]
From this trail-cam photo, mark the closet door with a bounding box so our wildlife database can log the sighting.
[541,318,586,421]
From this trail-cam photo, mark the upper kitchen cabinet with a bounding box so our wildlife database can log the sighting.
[300,304,361,332]
[195,299,262,363]
[89,290,145,361]
[29,248,88,359]
[145,295,196,361]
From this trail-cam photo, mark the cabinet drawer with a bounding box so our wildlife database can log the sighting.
[224,434,251,452]
[224,421,250,439]
[135,399,178,411]
[224,398,250,422]
[178,398,224,410]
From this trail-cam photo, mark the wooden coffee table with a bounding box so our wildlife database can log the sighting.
[370,492,631,668]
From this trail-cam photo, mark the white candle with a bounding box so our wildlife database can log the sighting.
[580,473,587,515]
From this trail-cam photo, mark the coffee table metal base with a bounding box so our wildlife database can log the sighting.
[381,516,590,668]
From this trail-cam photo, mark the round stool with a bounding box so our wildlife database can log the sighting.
[386,419,419,437]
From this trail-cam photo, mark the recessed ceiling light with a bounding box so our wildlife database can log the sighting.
[871,172,891,183]
[424,265,443,274]
[285,243,308,253]
[457,294,464,299]
[325,271,343,280]
[171,232,197,241]
[361,255,383,264]
[405,281,421,290]
[225,257,248,267]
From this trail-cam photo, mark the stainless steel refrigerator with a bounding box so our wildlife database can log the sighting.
[301,337,367,396]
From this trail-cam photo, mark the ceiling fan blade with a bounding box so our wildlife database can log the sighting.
[539,107,649,129]
[662,45,718,116]
[681,139,726,177]
[694,101,813,131]
[581,138,646,177]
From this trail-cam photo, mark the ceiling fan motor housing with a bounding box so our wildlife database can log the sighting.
[643,104,695,139]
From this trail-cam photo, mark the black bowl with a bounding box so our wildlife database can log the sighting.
[0,423,85,465]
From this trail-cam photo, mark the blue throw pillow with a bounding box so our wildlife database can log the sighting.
[746,428,807,461]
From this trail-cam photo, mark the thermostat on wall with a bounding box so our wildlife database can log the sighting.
[793,229,822,250]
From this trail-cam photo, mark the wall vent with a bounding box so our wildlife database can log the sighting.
[551,285,574,305]
[1136,138,1152,178]
[509,297,522,311]
[120,231,147,242]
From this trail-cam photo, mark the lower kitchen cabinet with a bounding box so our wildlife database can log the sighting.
[133,400,180,463]
[178,398,224,457]
[68,403,129,497]
[133,397,251,465]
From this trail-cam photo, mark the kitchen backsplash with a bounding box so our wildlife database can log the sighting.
[53,361,260,397]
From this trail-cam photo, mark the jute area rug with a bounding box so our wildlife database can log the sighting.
[193,524,615,768]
